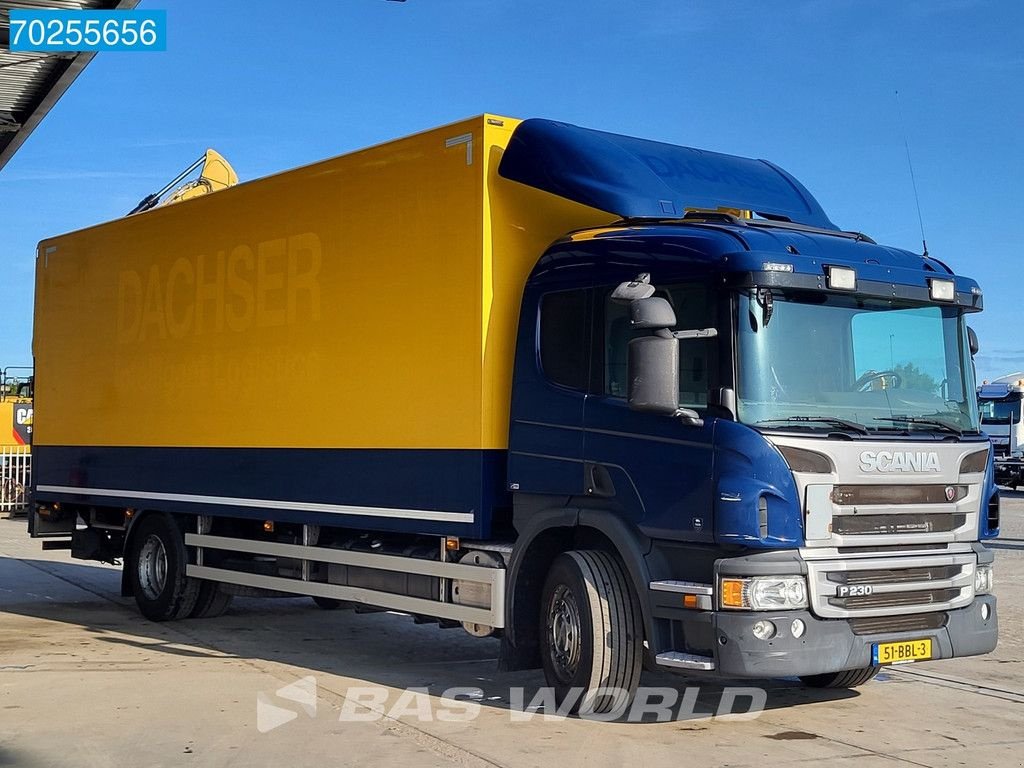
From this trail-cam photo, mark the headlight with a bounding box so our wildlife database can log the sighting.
[720,576,808,610]
[975,565,994,594]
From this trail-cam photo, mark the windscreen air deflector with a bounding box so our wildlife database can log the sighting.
[498,118,838,231]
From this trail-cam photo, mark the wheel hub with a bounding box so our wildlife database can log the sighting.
[548,585,582,679]
[137,534,168,601]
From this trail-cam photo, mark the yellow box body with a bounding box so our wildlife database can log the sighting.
[34,115,614,452]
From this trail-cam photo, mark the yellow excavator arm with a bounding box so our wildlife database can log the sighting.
[127,149,239,215]
[162,149,239,206]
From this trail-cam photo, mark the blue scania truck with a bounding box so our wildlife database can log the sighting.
[29,115,998,714]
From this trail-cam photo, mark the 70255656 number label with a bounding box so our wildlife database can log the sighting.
[7,9,166,52]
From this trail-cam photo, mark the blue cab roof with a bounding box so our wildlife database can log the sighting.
[535,223,983,310]
[500,119,980,308]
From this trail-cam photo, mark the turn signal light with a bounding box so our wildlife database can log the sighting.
[721,579,745,608]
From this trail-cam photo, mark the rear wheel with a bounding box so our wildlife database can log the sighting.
[189,581,233,618]
[800,666,880,689]
[539,550,642,717]
[128,514,199,621]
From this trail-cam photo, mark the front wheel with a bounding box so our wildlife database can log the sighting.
[800,666,880,689]
[540,550,642,717]
[128,514,199,621]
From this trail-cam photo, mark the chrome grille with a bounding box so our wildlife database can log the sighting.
[830,588,960,611]
[805,480,980,549]
[831,485,967,505]
[828,565,961,585]
[806,552,975,619]
[832,514,965,536]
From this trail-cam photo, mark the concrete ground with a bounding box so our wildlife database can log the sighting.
[1,501,1022,768]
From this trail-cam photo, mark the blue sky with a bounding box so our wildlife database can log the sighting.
[1,0,1022,381]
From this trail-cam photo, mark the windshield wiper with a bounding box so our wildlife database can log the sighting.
[756,415,869,435]
[873,415,963,436]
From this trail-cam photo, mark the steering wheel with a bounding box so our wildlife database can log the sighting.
[855,370,902,392]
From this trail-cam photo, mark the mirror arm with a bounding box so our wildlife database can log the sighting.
[672,327,718,340]
[676,407,704,428]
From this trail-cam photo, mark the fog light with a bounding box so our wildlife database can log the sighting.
[752,620,777,640]
[791,618,806,638]
[981,603,991,621]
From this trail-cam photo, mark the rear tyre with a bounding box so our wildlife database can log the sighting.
[800,666,880,689]
[540,550,642,717]
[128,514,200,621]
[189,581,233,618]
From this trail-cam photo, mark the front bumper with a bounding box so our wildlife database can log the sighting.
[712,595,997,677]
[652,594,998,678]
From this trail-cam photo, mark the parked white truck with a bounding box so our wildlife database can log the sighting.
[978,374,1024,488]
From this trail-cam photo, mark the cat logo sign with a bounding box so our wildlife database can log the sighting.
[13,404,32,445]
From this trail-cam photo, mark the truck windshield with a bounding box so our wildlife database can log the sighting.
[978,397,1021,425]
[737,292,980,434]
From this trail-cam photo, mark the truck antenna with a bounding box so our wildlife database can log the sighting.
[895,90,929,258]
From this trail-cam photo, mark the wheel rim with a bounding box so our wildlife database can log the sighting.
[547,584,582,681]
[138,534,168,601]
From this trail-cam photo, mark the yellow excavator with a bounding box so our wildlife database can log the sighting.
[127,148,238,215]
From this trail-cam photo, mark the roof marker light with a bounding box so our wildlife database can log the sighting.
[827,265,857,291]
[929,278,955,302]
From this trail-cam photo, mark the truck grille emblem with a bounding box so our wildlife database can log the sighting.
[945,486,956,502]
[858,450,941,473]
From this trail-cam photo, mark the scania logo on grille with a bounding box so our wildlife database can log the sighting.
[859,450,941,473]
[945,486,956,502]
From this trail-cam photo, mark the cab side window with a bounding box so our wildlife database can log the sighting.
[604,283,717,410]
[540,289,589,390]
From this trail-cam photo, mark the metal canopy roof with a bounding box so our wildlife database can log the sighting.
[0,0,137,172]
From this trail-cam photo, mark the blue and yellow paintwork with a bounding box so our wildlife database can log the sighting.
[32,115,618,536]
[33,116,995,545]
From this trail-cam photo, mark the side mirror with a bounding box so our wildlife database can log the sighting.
[627,335,680,416]
[968,326,979,357]
[630,296,677,329]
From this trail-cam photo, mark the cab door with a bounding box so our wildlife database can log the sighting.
[507,283,592,498]
[582,280,719,542]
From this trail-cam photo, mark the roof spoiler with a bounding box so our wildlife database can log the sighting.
[497,118,838,231]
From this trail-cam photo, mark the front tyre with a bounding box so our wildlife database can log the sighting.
[128,514,199,621]
[800,666,880,689]
[540,550,642,717]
